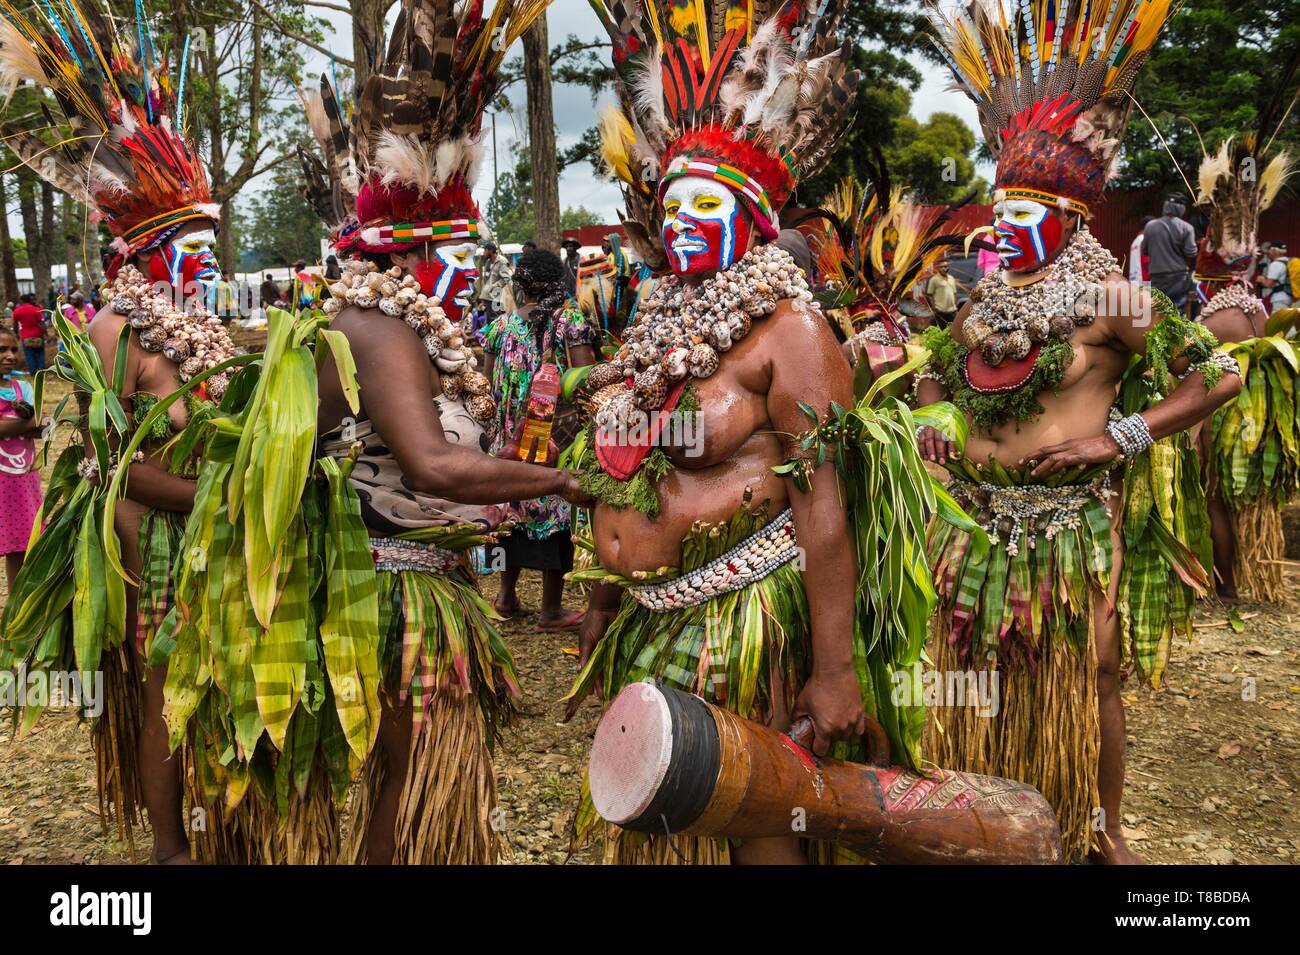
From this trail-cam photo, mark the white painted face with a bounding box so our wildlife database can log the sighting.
[991,198,1064,271]
[660,176,748,276]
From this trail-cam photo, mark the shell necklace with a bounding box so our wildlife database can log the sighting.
[107,265,239,400]
[962,227,1118,367]
[584,245,811,429]
[1200,280,1262,320]
[325,259,497,428]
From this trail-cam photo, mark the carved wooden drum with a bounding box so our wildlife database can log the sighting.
[589,682,1063,864]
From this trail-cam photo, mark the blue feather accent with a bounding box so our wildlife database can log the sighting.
[135,0,152,121]
[177,32,191,128]
[39,0,82,70]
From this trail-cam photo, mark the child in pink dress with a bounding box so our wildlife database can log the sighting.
[0,327,43,589]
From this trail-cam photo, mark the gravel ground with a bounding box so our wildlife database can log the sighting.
[1,374,1296,864]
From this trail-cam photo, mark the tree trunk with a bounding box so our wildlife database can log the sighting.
[17,171,52,306]
[41,181,56,296]
[61,193,80,291]
[351,0,395,101]
[523,17,560,252]
[0,175,18,305]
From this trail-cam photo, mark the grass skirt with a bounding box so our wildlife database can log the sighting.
[566,500,830,864]
[1210,336,1300,601]
[926,470,1109,862]
[344,566,518,864]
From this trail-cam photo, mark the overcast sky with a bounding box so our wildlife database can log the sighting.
[7,1,977,238]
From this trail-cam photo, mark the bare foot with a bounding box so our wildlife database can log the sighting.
[493,599,529,619]
[152,846,198,865]
[537,610,584,632]
[1091,830,1146,865]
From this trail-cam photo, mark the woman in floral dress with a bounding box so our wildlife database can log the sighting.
[482,250,599,629]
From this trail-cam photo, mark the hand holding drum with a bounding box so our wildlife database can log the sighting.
[588,682,1063,864]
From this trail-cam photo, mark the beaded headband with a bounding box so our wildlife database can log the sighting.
[120,205,222,255]
[355,219,480,249]
[998,188,1089,220]
[658,157,781,240]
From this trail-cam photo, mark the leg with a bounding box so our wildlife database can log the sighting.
[5,551,22,592]
[365,695,413,865]
[493,566,523,617]
[116,509,189,863]
[1092,518,1144,865]
[538,569,568,626]
[1198,423,1237,598]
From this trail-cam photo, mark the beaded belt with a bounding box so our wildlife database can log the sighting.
[370,537,461,574]
[627,509,799,612]
[948,477,1111,558]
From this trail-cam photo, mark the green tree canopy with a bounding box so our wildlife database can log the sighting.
[1120,0,1300,198]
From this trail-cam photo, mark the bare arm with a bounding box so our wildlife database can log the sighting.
[86,311,197,512]
[765,302,867,754]
[1029,279,1241,476]
[343,309,584,503]
[0,419,40,438]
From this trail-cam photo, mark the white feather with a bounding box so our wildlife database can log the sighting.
[0,18,47,103]
[375,132,436,193]
[462,135,487,189]
[300,87,331,150]
[631,47,671,143]
[433,139,460,189]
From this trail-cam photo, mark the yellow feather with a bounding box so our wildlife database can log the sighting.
[1259,150,1294,211]
[598,105,637,185]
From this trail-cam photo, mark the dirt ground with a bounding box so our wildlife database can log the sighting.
[0,372,1296,864]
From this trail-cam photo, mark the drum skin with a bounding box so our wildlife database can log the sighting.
[590,683,1064,864]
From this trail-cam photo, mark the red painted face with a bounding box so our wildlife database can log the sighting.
[409,241,479,321]
[993,199,1067,272]
[660,176,753,277]
[148,224,221,299]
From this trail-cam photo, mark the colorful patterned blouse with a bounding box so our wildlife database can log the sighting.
[482,303,598,539]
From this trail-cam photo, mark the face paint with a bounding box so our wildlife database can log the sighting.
[410,241,479,321]
[150,227,221,297]
[992,199,1065,272]
[660,176,753,278]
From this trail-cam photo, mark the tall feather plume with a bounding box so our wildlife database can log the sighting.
[355,0,551,194]
[0,0,216,251]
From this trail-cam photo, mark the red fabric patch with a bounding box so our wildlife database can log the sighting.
[594,380,688,480]
[964,344,1041,394]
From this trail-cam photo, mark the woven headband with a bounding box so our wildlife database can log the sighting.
[356,219,480,248]
[658,158,780,239]
[998,187,1089,220]
[121,206,220,254]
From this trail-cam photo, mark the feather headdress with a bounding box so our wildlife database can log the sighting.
[1193,57,1298,275]
[349,0,550,252]
[0,0,217,272]
[588,0,860,269]
[929,0,1175,216]
[299,72,360,248]
[813,175,971,332]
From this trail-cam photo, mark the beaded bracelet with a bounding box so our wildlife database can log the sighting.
[1177,351,1241,381]
[1105,413,1153,459]
[910,367,943,401]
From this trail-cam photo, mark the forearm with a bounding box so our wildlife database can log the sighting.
[916,377,949,404]
[417,444,567,502]
[123,462,197,512]
[1135,370,1242,442]
[791,472,857,673]
[0,417,38,438]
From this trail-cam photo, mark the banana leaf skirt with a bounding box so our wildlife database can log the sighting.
[1209,336,1300,602]
[925,467,1113,863]
[343,554,520,865]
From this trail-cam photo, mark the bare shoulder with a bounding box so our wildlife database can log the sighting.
[85,305,128,345]
[1200,306,1256,346]
[760,298,851,400]
[331,305,425,358]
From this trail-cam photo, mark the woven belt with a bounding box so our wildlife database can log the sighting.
[627,509,799,612]
[948,477,1111,558]
[370,537,461,574]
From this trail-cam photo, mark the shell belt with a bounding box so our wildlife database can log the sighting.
[948,477,1111,559]
[627,509,799,612]
[370,537,461,575]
